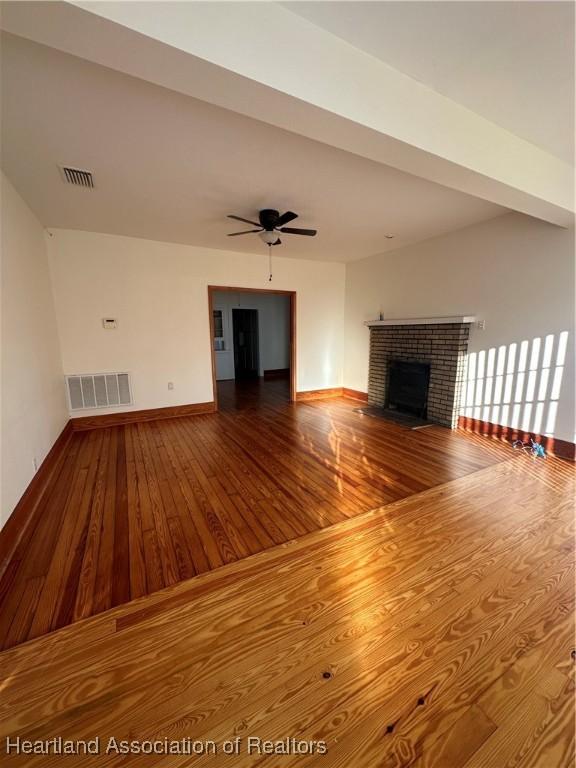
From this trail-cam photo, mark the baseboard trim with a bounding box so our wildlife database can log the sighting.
[296,387,370,403]
[458,416,575,462]
[342,388,369,403]
[296,387,344,401]
[263,368,290,380]
[71,401,217,431]
[0,420,74,580]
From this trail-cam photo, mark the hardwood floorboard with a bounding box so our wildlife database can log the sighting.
[125,424,148,599]
[158,421,218,573]
[0,433,82,634]
[0,379,560,652]
[171,419,254,558]
[92,427,117,617]
[11,434,82,576]
[165,516,196,582]
[0,456,572,767]
[112,427,130,606]
[2,576,44,651]
[73,428,110,622]
[26,429,102,641]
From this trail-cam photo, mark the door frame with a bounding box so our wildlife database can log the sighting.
[208,285,297,410]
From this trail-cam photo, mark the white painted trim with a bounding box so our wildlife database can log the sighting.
[364,316,477,327]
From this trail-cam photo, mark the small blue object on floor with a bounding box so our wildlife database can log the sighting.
[533,442,547,458]
[512,438,546,458]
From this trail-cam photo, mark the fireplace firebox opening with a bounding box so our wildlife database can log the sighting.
[387,360,431,418]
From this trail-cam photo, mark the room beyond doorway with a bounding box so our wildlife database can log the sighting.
[208,286,296,409]
[232,308,260,379]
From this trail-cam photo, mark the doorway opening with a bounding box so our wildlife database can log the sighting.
[208,286,296,411]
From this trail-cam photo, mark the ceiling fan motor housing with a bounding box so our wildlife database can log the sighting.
[259,209,280,230]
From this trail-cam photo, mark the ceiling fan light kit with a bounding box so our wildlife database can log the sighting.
[259,230,280,245]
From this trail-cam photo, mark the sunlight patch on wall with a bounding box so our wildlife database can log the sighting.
[462,331,568,438]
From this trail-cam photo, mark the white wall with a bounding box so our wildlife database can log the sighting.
[0,173,68,526]
[213,291,290,380]
[48,229,345,416]
[344,212,575,443]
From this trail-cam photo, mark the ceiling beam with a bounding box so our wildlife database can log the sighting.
[1,0,573,226]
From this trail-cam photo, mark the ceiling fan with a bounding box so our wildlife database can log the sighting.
[227,209,317,246]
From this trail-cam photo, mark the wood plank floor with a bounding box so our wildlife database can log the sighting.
[0,453,573,767]
[0,380,513,649]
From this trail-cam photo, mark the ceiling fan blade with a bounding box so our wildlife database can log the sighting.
[275,211,298,227]
[227,229,262,236]
[278,227,317,236]
[228,214,261,227]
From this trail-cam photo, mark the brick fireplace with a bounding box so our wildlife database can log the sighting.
[366,317,473,428]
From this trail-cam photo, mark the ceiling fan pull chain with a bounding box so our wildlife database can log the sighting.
[268,244,273,282]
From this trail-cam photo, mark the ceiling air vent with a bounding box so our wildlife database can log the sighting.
[66,373,132,410]
[60,165,94,188]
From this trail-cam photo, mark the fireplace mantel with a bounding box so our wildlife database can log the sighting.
[364,315,476,328]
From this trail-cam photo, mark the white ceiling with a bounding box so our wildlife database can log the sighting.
[0,32,506,263]
[285,1,575,165]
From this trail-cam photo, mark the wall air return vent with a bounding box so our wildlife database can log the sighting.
[66,373,132,410]
[60,165,94,188]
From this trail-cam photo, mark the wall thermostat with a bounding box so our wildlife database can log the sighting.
[102,318,118,329]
